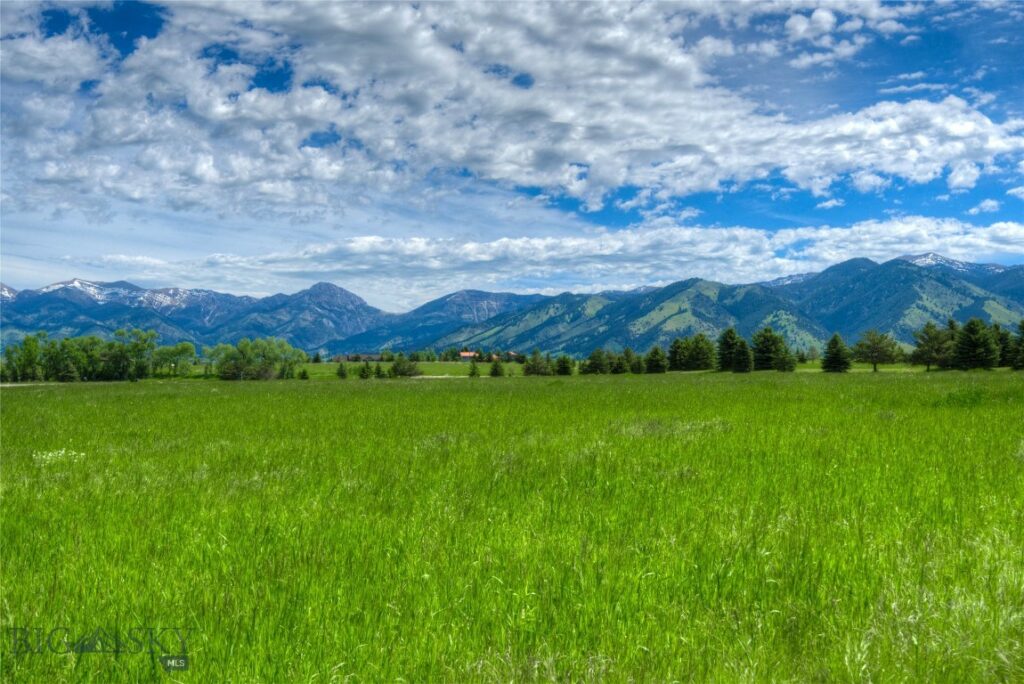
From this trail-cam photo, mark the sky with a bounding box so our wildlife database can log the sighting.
[1,0,1023,310]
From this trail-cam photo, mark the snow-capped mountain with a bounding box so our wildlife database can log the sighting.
[759,272,816,288]
[897,252,1006,275]
[2,253,1021,352]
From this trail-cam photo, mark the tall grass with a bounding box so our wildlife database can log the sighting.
[2,372,1022,681]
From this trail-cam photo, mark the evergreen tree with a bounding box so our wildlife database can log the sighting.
[523,349,554,376]
[645,346,668,373]
[580,348,609,374]
[751,327,786,371]
[388,353,421,377]
[731,339,753,373]
[312,351,322,363]
[910,321,947,371]
[555,355,574,375]
[1012,320,1024,370]
[938,319,960,369]
[336,362,348,379]
[298,368,310,380]
[991,323,1014,367]
[821,333,852,373]
[680,333,716,370]
[807,345,820,362]
[716,328,741,372]
[468,359,480,377]
[852,329,901,372]
[772,347,797,372]
[621,347,645,374]
[359,361,372,379]
[953,318,999,370]
[609,354,628,374]
[668,338,686,371]
[796,349,808,364]
[489,359,505,377]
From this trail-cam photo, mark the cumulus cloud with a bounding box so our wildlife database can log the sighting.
[1008,186,1024,200]
[1,1,1021,302]
[1,2,1020,221]
[816,198,845,209]
[12,216,1020,309]
[967,199,1000,215]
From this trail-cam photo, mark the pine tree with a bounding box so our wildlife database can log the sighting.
[668,338,686,371]
[336,362,348,379]
[910,321,947,371]
[681,333,716,370]
[938,319,960,369]
[853,329,901,372]
[751,327,786,371]
[523,348,553,376]
[716,328,741,372]
[312,351,322,363]
[772,347,796,372]
[489,359,505,377]
[821,333,852,373]
[796,350,808,364]
[298,368,310,380]
[645,346,668,373]
[991,323,1014,367]
[555,355,574,375]
[609,354,628,374]
[621,347,644,374]
[731,339,753,373]
[1012,320,1024,370]
[373,362,385,378]
[359,361,372,379]
[580,348,609,374]
[953,318,999,370]
[468,359,480,377]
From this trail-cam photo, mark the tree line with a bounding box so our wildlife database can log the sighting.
[1,329,309,383]
[3,317,1021,383]
[500,317,1024,377]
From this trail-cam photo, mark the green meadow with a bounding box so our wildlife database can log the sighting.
[2,371,1023,681]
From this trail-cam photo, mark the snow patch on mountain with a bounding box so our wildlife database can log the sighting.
[898,252,1006,274]
[759,272,816,287]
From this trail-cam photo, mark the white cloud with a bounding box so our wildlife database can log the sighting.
[1,0,1022,304]
[14,215,1014,309]
[878,83,947,94]
[852,171,890,193]
[1,3,1017,223]
[1008,186,1024,200]
[816,198,845,209]
[967,198,1000,215]
[948,161,981,190]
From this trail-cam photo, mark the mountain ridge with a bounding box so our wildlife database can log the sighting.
[2,255,1022,353]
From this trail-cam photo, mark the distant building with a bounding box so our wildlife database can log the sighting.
[458,351,476,362]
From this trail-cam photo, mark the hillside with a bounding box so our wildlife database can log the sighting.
[2,254,1021,353]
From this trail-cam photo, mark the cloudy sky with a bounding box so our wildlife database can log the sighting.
[2,1,1023,309]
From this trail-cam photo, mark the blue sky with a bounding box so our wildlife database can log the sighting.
[1,1,1022,309]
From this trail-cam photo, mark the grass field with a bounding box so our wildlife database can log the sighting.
[2,371,1023,681]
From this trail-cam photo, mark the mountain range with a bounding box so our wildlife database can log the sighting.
[2,253,1022,355]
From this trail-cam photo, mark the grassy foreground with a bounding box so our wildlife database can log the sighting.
[1,372,1023,681]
